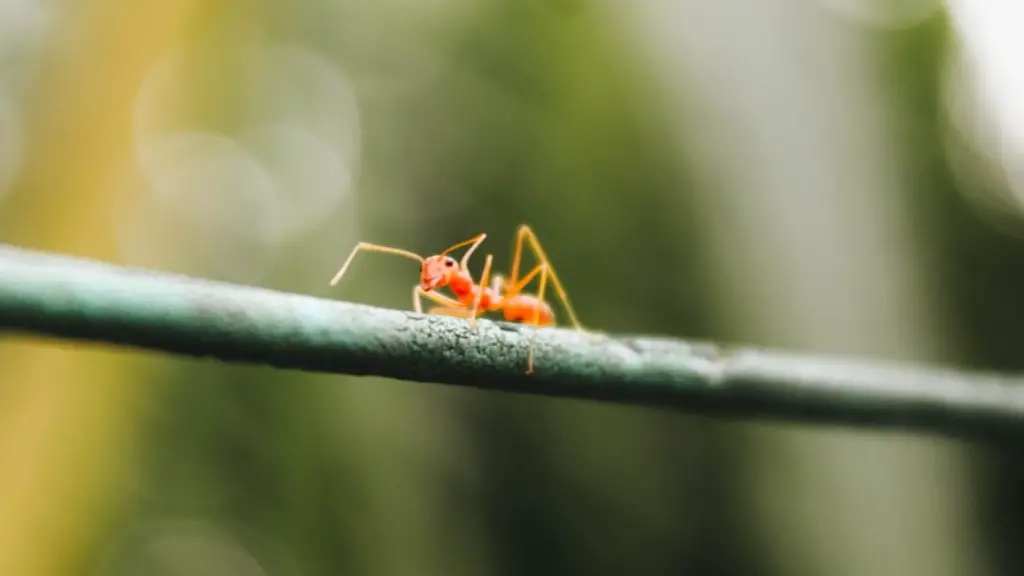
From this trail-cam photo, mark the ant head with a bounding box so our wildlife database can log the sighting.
[420,254,460,291]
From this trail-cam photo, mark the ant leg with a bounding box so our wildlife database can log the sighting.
[508,227,526,290]
[505,264,544,296]
[490,273,505,294]
[509,224,583,330]
[413,286,464,314]
[468,254,494,328]
[331,242,424,287]
[414,286,491,327]
[533,264,550,325]
[522,263,551,374]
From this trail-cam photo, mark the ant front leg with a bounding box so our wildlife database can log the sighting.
[413,286,462,314]
[413,286,487,325]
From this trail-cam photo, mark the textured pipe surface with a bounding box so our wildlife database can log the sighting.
[0,244,1022,442]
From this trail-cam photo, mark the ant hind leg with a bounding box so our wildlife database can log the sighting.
[509,225,583,330]
[521,263,551,375]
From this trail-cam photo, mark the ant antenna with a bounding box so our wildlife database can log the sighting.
[441,233,487,269]
[440,234,484,256]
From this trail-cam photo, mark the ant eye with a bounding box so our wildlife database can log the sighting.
[444,258,456,267]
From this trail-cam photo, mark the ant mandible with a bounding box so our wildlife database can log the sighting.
[329,224,583,373]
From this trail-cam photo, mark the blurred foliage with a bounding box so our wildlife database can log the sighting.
[3,0,1024,575]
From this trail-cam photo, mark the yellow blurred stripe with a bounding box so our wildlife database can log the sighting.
[0,2,202,575]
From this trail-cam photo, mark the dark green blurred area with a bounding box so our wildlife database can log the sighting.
[1,1,1023,575]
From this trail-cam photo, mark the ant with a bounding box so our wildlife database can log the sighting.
[329,224,583,373]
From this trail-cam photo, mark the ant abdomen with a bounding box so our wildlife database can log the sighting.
[502,294,554,326]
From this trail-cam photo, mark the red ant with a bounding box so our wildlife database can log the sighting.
[329,224,583,373]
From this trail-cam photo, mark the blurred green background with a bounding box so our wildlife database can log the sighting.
[3,0,1024,574]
